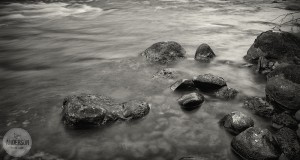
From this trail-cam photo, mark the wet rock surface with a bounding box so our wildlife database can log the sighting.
[214,86,238,100]
[192,74,227,92]
[243,96,275,118]
[244,30,300,74]
[141,41,186,65]
[194,43,216,63]
[152,68,183,80]
[177,92,204,110]
[220,111,254,135]
[275,127,300,160]
[231,127,281,160]
[272,112,298,130]
[266,65,300,110]
[170,79,196,91]
[62,94,150,127]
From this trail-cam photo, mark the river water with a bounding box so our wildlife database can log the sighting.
[0,0,298,159]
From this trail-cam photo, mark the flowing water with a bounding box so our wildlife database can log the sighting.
[0,0,299,159]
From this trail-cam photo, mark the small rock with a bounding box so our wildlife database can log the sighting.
[178,92,204,110]
[214,86,238,100]
[141,41,186,64]
[193,74,227,92]
[170,79,196,91]
[194,43,216,63]
[275,127,300,160]
[243,96,275,118]
[152,68,181,79]
[231,127,281,160]
[295,110,300,122]
[220,111,254,135]
[272,112,298,130]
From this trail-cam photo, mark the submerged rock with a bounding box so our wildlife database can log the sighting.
[266,65,300,110]
[243,96,275,118]
[220,111,254,135]
[214,86,238,100]
[122,100,150,120]
[152,68,182,80]
[178,92,204,110]
[141,41,186,64]
[62,94,150,127]
[295,110,300,122]
[275,127,300,160]
[193,74,227,92]
[170,79,196,91]
[244,30,300,74]
[231,127,281,160]
[194,43,216,63]
[272,112,298,130]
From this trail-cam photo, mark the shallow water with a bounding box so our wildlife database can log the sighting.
[0,0,299,159]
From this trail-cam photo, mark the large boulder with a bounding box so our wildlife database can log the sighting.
[178,92,204,111]
[192,74,227,92]
[141,41,186,64]
[194,43,216,63]
[275,127,300,160]
[266,65,300,110]
[244,30,300,73]
[243,96,275,118]
[62,94,150,127]
[220,111,254,135]
[272,112,298,130]
[231,127,281,160]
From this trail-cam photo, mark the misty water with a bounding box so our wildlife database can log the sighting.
[0,0,298,159]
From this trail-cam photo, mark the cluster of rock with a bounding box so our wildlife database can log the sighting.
[219,30,300,160]
[62,94,150,128]
[244,30,300,75]
[141,41,216,65]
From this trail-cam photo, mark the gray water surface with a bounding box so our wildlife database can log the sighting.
[0,0,298,159]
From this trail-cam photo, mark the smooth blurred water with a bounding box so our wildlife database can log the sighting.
[0,0,298,159]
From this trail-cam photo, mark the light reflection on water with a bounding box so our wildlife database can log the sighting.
[0,0,295,159]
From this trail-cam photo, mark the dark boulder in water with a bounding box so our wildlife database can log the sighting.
[220,111,254,135]
[62,94,150,127]
[178,92,204,110]
[231,127,281,160]
[243,96,275,118]
[244,30,300,74]
[170,79,196,91]
[275,127,300,160]
[192,74,227,92]
[141,41,186,64]
[194,43,216,63]
[272,112,298,130]
[214,86,238,100]
[266,65,300,111]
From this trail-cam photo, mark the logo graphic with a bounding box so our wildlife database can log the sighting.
[2,128,32,157]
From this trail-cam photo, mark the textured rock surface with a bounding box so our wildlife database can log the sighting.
[62,94,150,127]
[266,65,300,110]
[231,127,281,160]
[244,30,300,65]
[194,43,216,63]
[214,86,238,100]
[152,68,182,80]
[272,112,298,130]
[141,41,186,64]
[178,92,204,110]
[170,79,196,91]
[220,111,254,135]
[275,127,300,160]
[193,74,227,92]
[243,96,275,118]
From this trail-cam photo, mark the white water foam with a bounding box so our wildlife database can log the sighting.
[0,2,103,20]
